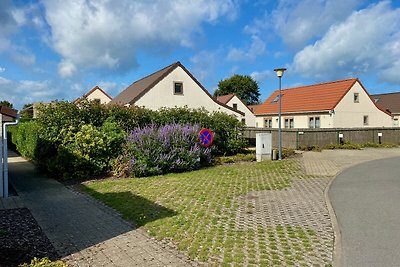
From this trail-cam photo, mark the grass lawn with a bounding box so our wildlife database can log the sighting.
[81,159,326,266]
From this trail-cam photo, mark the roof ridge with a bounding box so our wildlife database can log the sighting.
[280,78,358,92]
[371,91,400,96]
[129,61,180,86]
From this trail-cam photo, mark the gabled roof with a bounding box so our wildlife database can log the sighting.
[247,104,261,114]
[371,92,400,114]
[217,93,255,114]
[255,78,359,115]
[73,86,112,104]
[217,94,235,104]
[109,61,244,115]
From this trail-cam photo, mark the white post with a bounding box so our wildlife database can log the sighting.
[0,114,3,198]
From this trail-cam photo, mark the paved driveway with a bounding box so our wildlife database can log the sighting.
[329,157,400,267]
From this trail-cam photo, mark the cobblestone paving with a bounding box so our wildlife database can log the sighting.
[8,154,191,267]
[6,148,400,267]
[235,164,332,266]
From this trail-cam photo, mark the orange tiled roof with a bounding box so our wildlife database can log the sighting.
[255,78,358,115]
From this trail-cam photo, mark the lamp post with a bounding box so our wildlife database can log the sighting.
[274,68,286,160]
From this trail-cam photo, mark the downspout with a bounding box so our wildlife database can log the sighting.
[3,115,19,198]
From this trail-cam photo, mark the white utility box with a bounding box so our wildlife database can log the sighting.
[256,133,272,162]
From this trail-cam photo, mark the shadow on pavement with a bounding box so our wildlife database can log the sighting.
[8,159,177,258]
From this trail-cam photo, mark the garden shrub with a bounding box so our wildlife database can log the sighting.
[10,101,246,180]
[124,123,212,177]
[9,121,40,159]
[151,107,247,155]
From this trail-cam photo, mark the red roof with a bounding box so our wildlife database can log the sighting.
[255,78,359,115]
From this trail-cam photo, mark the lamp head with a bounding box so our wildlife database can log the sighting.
[274,68,287,78]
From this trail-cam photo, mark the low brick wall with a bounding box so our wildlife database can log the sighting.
[244,127,400,149]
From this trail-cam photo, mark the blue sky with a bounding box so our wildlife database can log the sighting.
[1,0,400,110]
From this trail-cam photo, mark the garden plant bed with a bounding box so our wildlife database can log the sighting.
[0,208,59,267]
[81,159,334,266]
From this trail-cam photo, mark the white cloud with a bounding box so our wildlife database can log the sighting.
[0,67,5,73]
[251,70,273,82]
[227,35,266,61]
[190,49,223,83]
[58,60,77,78]
[272,0,363,49]
[42,0,238,77]
[0,77,59,109]
[292,1,400,83]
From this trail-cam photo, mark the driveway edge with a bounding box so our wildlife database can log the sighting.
[324,171,342,267]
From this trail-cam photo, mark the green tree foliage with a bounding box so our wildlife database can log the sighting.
[214,74,261,105]
[0,100,13,108]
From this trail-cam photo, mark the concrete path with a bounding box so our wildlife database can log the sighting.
[8,153,190,267]
[329,157,400,267]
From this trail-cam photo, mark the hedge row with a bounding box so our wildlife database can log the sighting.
[10,101,246,179]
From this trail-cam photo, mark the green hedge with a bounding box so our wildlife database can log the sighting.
[11,101,246,180]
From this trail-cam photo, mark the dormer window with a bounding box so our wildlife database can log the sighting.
[233,103,238,110]
[174,82,183,95]
[271,94,282,103]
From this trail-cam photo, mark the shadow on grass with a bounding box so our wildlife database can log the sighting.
[81,186,177,227]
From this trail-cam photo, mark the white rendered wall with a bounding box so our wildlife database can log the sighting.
[333,82,392,128]
[136,66,242,118]
[86,89,112,104]
[226,96,256,127]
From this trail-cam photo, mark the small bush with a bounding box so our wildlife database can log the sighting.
[19,257,68,267]
[361,142,397,148]
[282,148,296,158]
[217,153,256,164]
[124,123,212,177]
[298,145,321,152]
[324,142,361,150]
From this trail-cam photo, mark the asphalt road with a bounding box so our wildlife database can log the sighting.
[329,157,400,267]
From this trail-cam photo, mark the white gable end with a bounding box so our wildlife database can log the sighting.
[135,66,242,117]
[333,81,392,127]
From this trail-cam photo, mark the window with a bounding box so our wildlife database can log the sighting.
[363,115,369,125]
[284,118,294,128]
[354,93,359,103]
[92,98,101,104]
[264,118,272,128]
[309,116,320,128]
[174,82,183,95]
[394,118,399,127]
[241,118,246,124]
[315,117,320,128]
[233,103,238,110]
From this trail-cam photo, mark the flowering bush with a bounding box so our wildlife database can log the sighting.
[125,123,211,177]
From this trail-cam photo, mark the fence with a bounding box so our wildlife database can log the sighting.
[243,127,400,149]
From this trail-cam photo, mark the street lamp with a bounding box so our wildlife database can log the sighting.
[274,68,286,160]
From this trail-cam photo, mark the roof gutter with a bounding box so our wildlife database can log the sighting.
[256,110,333,116]
[2,114,19,198]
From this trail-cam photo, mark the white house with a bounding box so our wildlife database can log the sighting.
[109,62,244,118]
[255,78,393,128]
[217,94,256,127]
[74,86,113,105]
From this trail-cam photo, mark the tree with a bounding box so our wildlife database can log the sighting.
[20,103,33,120]
[0,100,13,108]
[214,74,261,105]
